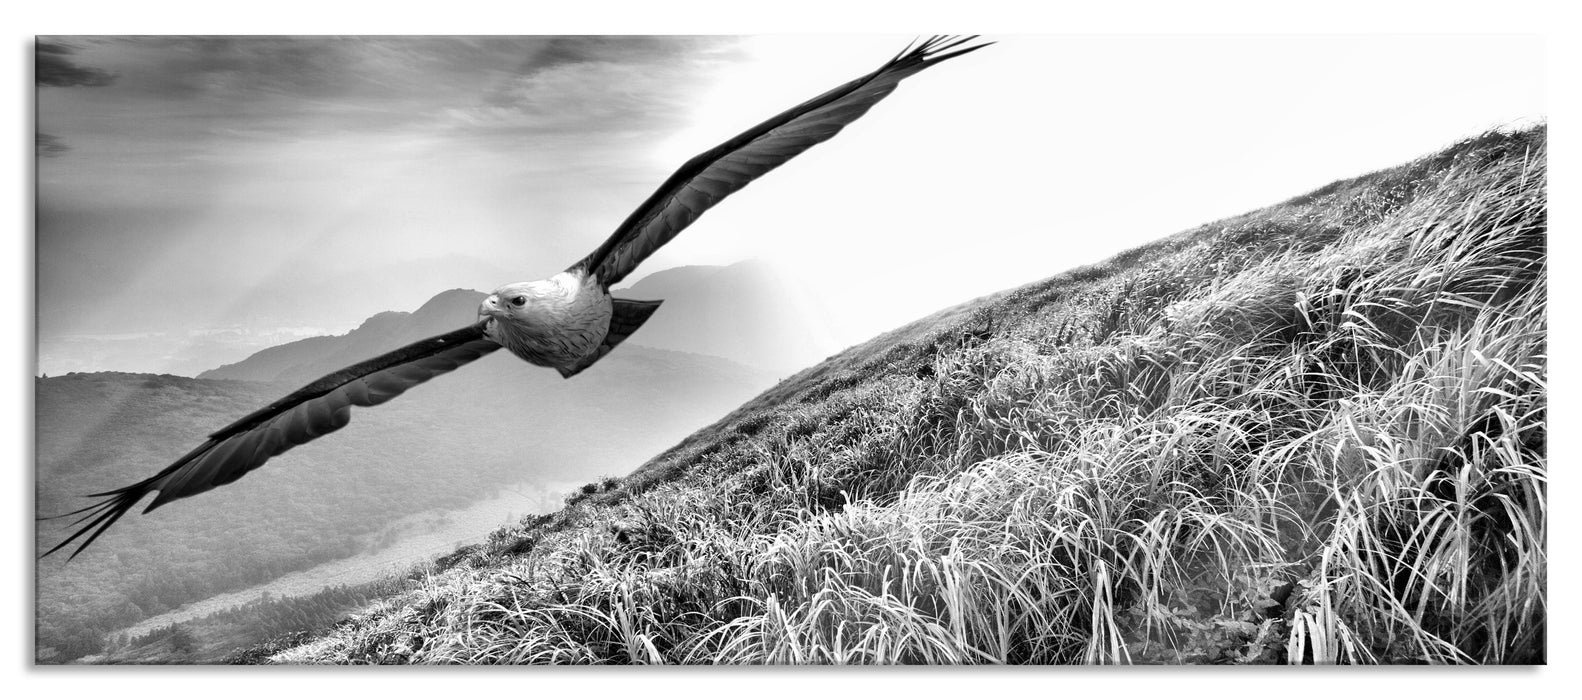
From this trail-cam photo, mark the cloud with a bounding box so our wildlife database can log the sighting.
[525,35,726,74]
[106,37,362,100]
[460,36,744,134]
[36,40,117,87]
[36,133,70,157]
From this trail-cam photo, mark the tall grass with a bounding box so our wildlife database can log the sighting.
[270,128,1545,665]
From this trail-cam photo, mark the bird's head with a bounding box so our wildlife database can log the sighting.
[480,281,557,332]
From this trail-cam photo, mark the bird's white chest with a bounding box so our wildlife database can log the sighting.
[486,272,611,370]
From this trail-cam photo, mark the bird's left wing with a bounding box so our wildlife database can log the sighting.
[573,35,991,288]
[43,323,501,559]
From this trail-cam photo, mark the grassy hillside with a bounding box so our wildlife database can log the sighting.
[261,127,1544,664]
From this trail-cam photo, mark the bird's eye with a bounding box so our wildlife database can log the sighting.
[510,295,527,307]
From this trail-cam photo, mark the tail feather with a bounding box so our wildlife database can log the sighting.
[559,298,663,378]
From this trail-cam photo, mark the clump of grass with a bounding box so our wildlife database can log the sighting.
[268,127,1545,665]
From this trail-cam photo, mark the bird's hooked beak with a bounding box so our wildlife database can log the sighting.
[479,295,500,323]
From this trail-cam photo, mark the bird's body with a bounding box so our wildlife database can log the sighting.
[44,36,991,559]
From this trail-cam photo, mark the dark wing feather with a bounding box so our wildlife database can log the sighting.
[42,323,501,559]
[572,35,991,288]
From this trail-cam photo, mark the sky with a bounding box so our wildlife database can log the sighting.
[35,33,1546,372]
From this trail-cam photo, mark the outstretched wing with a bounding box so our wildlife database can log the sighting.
[43,323,501,559]
[573,35,991,288]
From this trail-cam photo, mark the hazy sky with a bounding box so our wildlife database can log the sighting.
[36,34,1545,363]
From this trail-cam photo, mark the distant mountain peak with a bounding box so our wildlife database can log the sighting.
[411,289,487,323]
[617,260,776,292]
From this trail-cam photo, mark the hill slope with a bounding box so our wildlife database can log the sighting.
[262,127,1545,664]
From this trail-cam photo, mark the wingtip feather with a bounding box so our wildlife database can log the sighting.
[40,488,147,560]
[913,35,993,64]
[890,35,992,65]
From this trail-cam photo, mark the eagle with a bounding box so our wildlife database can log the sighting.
[44,35,990,559]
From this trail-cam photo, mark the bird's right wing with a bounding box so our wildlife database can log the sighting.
[572,35,991,288]
[43,323,501,559]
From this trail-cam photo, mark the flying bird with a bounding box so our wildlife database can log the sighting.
[45,35,991,559]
